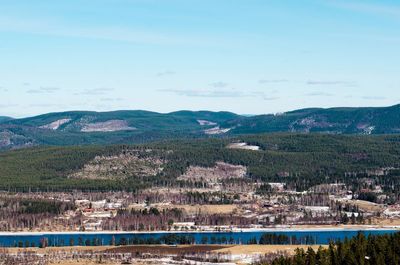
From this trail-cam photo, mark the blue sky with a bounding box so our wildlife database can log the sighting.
[0,0,399,117]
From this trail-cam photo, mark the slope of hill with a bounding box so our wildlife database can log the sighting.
[0,110,238,149]
[5,110,238,132]
[0,116,12,123]
[1,105,400,149]
[1,133,400,191]
[223,104,400,134]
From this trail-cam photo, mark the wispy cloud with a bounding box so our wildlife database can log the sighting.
[0,103,18,108]
[26,87,60,94]
[159,88,278,101]
[156,70,176,77]
[0,16,217,46]
[305,91,334,97]
[362,96,387,100]
[263,96,280,101]
[331,1,400,18]
[76,88,114,95]
[306,80,357,87]
[259,79,288,84]
[29,103,66,108]
[0,86,8,92]
[209,82,229,88]
[100,97,124,102]
[158,88,245,98]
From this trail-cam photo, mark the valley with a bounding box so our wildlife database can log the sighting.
[0,134,400,234]
[2,125,400,264]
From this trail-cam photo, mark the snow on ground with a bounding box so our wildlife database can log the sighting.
[197,120,217,126]
[204,126,231,135]
[227,142,260,151]
[81,120,136,132]
[40,119,71,130]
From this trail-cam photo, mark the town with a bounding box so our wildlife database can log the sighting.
[1,175,399,234]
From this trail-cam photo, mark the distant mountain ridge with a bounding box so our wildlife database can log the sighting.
[0,116,13,123]
[224,104,400,135]
[1,104,400,149]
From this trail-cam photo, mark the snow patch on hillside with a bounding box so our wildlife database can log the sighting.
[204,126,231,135]
[40,119,72,130]
[197,120,217,126]
[227,142,260,151]
[81,120,136,132]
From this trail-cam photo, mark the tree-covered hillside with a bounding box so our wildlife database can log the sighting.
[0,110,236,149]
[258,232,400,265]
[0,116,12,123]
[1,133,400,193]
[1,105,400,150]
[224,104,400,134]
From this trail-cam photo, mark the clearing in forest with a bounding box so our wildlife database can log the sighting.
[69,151,164,180]
[178,162,246,183]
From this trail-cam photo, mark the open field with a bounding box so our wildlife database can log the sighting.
[7,246,117,254]
[7,244,324,255]
[339,199,384,212]
[374,218,400,226]
[213,244,325,255]
[106,244,229,254]
[5,244,327,265]
[178,204,239,215]
[128,203,239,215]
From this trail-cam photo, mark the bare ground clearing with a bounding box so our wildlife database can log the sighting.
[69,152,164,180]
[339,199,384,212]
[178,162,246,182]
[212,244,325,255]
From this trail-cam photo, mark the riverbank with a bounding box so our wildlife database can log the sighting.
[0,224,399,236]
[6,244,325,265]
[0,227,398,248]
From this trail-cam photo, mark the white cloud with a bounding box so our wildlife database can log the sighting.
[76,88,115,95]
[259,79,288,84]
[0,16,218,46]
[209,82,229,88]
[307,80,357,87]
[157,70,176,77]
[158,88,277,100]
[26,87,61,94]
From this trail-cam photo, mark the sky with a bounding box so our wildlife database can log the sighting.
[0,0,399,118]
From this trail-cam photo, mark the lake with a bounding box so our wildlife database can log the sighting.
[0,229,398,248]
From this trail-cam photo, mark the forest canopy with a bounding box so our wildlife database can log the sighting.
[1,133,400,192]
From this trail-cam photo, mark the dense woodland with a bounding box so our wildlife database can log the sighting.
[257,232,400,265]
[1,134,400,195]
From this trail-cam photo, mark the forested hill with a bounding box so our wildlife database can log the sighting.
[0,110,238,150]
[1,104,400,149]
[1,133,400,193]
[259,232,400,265]
[0,116,12,123]
[224,104,400,134]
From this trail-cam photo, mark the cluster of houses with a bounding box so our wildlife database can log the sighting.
[75,199,123,231]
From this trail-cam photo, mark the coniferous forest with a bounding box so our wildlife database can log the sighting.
[258,232,400,265]
[1,133,400,194]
